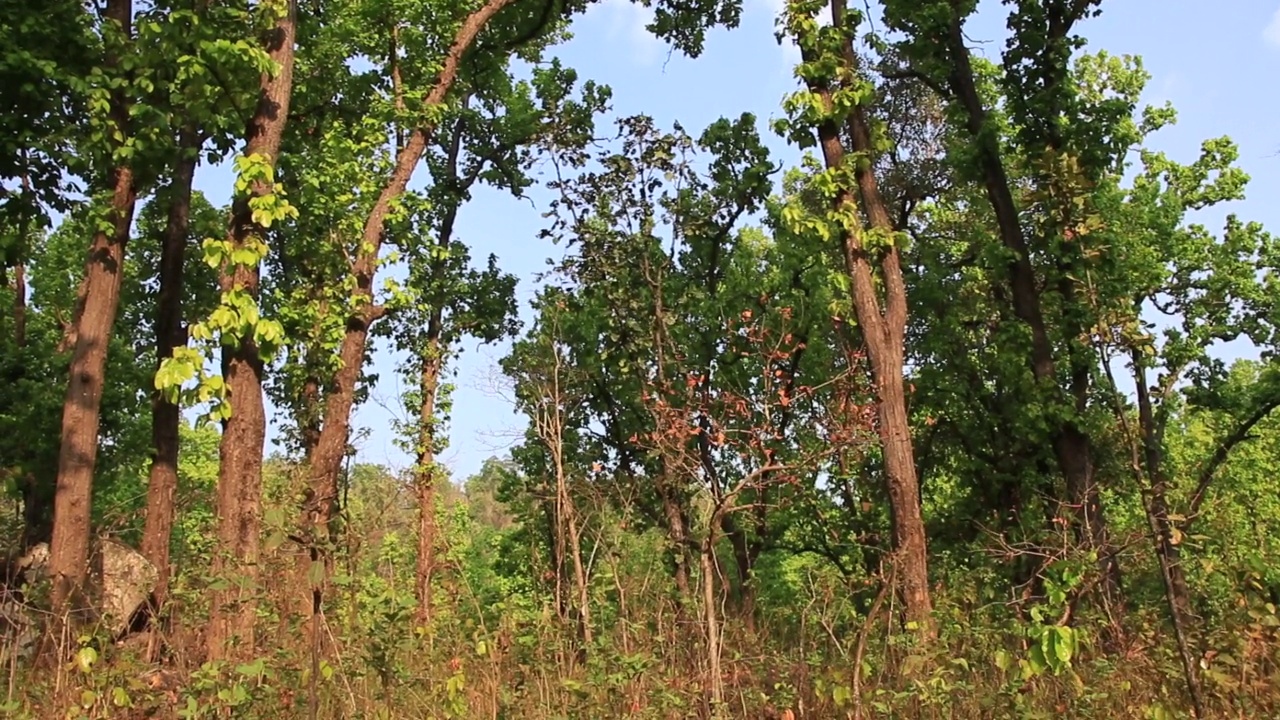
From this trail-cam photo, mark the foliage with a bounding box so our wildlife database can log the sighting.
[1,0,1278,718]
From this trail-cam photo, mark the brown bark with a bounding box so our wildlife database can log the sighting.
[47,0,137,637]
[49,171,138,623]
[939,12,1123,610]
[700,538,723,710]
[141,130,199,609]
[413,325,442,626]
[304,302,380,540]
[307,0,518,512]
[300,0,519,617]
[407,129,465,623]
[1132,356,1204,718]
[794,0,933,633]
[207,0,296,662]
[12,262,25,348]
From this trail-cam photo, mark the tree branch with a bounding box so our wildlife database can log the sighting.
[1184,393,1280,530]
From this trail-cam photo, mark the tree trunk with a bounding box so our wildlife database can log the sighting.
[1133,355,1205,717]
[559,461,593,649]
[940,12,1123,614]
[47,0,137,636]
[207,0,297,662]
[296,302,376,628]
[700,537,723,711]
[544,498,567,621]
[413,322,442,626]
[408,140,466,625]
[721,513,757,633]
[141,130,199,609]
[50,167,137,623]
[301,0,519,613]
[659,481,693,601]
[868,359,933,630]
[796,2,934,634]
[535,335,593,651]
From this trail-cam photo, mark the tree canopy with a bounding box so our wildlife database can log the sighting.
[0,0,1277,717]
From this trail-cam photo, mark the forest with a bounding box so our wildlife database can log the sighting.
[1,0,1278,717]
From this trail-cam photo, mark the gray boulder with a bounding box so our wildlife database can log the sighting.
[0,538,159,662]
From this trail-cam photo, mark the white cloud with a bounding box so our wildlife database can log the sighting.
[586,0,663,66]
[754,0,786,20]
[582,0,803,71]
[748,0,801,74]
[1142,72,1181,107]
[1265,5,1280,48]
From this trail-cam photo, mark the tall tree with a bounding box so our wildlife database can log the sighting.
[139,171,225,608]
[296,0,566,630]
[205,0,298,660]
[48,0,140,623]
[140,132,199,610]
[384,61,604,624]
[777,0,933,633]
[140,0,274,606]
[882,0,1127,624]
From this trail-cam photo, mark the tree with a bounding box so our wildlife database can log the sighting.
[139,0,270,610]
[202,0,298,660]
[48,0,143,625]
[775,0,933,634]
[385,60,605,625]
[882,0,1126,628]
[139,180,223,608]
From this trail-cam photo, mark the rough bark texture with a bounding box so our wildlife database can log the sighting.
[141,131,199,608]
[301,0,519,620]
[207,0,296,662]
[50,176,137,624]
[47,0,137,636]
[796,1,934,633]
[413,326,442,626]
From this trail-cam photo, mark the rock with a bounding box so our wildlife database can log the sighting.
[0,542,49,664]
[0,538,159,654]
[98,539,158,638]
[16,542,49,576]
[0,599,40,665]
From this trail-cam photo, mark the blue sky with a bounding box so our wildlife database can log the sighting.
[190,0,1280,484]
